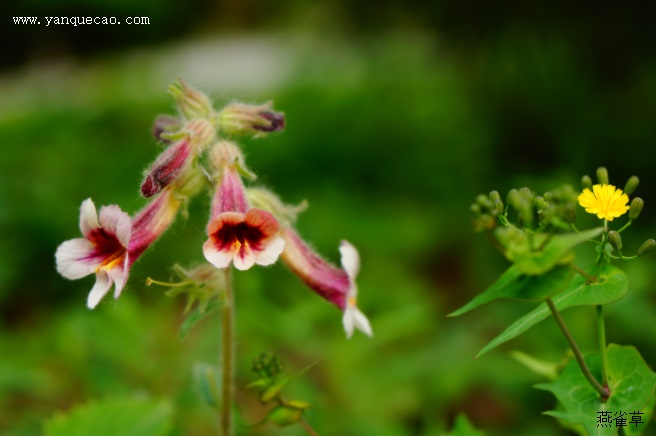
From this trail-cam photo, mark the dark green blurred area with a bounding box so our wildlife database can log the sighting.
[1,2,656,435]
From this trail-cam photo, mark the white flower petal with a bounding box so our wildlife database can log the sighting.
[79,198,99,238]
[203,240,234,269]
[352,307,373,337]
[255,236,285,266]
[87,271,113,309]
[55,238,99,279]
[110,254,130,299]
[233,245,256,271]
[339,240,360,280]
[99,205,131,248]
[342,307,355,339]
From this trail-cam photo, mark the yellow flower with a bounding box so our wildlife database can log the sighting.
[578,184,630,221]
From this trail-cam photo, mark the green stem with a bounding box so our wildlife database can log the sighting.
[220,268,235,435]
[597,305,609,389]
[546,298,610,402]
[569,263,596,282]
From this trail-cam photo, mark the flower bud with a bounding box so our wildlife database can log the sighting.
[489,191,504,215]
[624,176,639,196]
[581,175,592,191]
[629,197,644,220]
[596,167,609,185]
[507,189,519,208]
[217,102,285,137]
[476,194,493,210]
[608,230,622,251]
[534,196,549,211]
[638,239,656,256]
[151,115,182,143]
[470,203,481,215]
[169,79,213,120]
[267,406,302,427]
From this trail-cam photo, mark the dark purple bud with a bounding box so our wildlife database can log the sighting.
[140,138,192,197]
[253,111,285,132]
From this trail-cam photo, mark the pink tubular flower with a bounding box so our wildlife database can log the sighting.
[280,228,372,338]
[56,188,180,308]
[203,165,284,271]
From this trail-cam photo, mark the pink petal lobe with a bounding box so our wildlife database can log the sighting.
[99,205,131,248]
[244,209,280,237]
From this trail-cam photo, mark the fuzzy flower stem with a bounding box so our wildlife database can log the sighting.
[220,267,235,436]
[597,305,609,390]
[546,298,610,402]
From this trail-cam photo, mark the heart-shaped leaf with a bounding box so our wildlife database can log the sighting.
[476,265,628,357]
[536,344,656,436]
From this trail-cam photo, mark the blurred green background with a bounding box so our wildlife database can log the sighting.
[2,1,656,435]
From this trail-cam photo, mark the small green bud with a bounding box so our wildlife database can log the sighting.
[629,197,644,220]
[543,191,554,202]
[506,189,519,208]
[534,196,549,211]
[493,199,504,215]
[489,190,501,203]
[624,176,639,195]
[608,231,622,251]
[581,175,592,190]
[596,167,609,185]
[476,194,492,210]
[638,239,656,256]
[266,406,302,427]
[169,79,213,120]
[470,203,481,215]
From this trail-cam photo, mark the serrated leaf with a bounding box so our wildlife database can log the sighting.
[44,396,173,436]
[535,344,656,436]
[509,228,603,275]
[477,265,628,357]
[442,413,485,436]
[179,299,221,339]
[449,265,572,317]
[193,363,221,408]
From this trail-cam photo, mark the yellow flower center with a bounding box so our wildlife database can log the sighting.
[577,184,629,221]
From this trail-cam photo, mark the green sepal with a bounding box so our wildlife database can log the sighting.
[536,344,656,436]
[245,378,271,390]
[476,265,628,357]
[448,264,572,317]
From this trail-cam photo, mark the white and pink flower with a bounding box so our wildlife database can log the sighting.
[280,228,372,338]
[56,188,180,308]
[203,165,284,271]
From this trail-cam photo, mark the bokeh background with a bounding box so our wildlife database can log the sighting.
[1,1,656,435]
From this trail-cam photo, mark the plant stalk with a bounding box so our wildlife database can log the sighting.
[546,298,610,401]
[220,267,235,435]
[597,305,609,389]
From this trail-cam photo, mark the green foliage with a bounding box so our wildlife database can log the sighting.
[477,265,629,357]
[536,344,656,436]
[442,413,484,436]
[44,396,173,436]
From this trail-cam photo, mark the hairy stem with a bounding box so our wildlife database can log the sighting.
[220,268,235,435]
[546,298,610,401]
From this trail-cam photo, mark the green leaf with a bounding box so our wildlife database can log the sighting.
[179,299,221,339]
[536,344,656,436]
[44,396,173,436]
[477,265,628,357]
[448,265,572,317]
[510,350,559,380]
[442,413,485,436]
[509,228,602,275]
